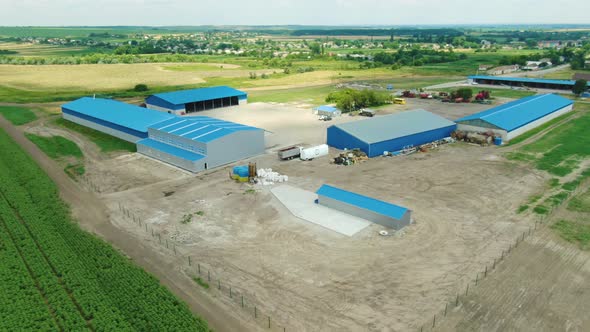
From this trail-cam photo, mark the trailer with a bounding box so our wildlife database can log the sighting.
[300,144,329,161]
[278,146,302,160]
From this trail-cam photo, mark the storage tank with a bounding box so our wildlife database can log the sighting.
[300,144,329,160]
[494,137,503,146]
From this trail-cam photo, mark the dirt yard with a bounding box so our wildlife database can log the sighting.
[31,101,554,331]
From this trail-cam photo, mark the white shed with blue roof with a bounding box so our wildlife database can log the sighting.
[145,86,247,115]
[315,105,342,117]
[455,94,574,141]
[316,184,412,230]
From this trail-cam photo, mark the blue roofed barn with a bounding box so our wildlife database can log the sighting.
[455,94,574,141]
[316,184,411,230]
[145,86,247,115]
[61,97,264,173]
[327,109,456,157]
[315,105,342,117]
[61,97,175,142]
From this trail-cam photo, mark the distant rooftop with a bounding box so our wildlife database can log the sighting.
[148,86,247,106]
[468,75,586,87]
[62,97,175,133]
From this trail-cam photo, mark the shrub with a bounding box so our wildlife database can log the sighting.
[134,84,148,92]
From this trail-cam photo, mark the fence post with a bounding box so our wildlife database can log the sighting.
[484,265,487,277]
[432,314,436,328]
[444,303,448,316]
[241,295,244,308]
[268,316,271,329]
[475,273,479,285]
[456,294,459,307]
[173,246,176,255]
[158,234,161,244]
[255,306,257,318]
[493,258,496,269]
[465,284,469,296]
[218,280,221,290]
[188,256,191,266]
[198,263,201,274]
[208,270,210,282]
[166,239,168,248]
[229,287,232,298]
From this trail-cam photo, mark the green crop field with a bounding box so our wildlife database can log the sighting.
[55,118,136,152]
[568,188,590,213]
[551,220,590,250]
[0,128,208,331]
[0,106,37,125]
[25,134,83,159]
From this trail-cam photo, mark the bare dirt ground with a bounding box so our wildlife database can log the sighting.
[435,227,590,332]
[35,101,543,332]
[16,100,566,331]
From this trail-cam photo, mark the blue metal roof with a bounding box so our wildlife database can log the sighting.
[151,116,260,143]
[456,94,573,132]
[468,75,588,86]
[137,138,205,161]
[316,105,340,112]
[316,184,408,220]
[148,86,247,106]
[62,97,175,133]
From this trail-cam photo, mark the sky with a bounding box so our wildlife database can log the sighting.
[1,0,589,26]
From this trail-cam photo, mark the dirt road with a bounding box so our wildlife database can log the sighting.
[0,116,255,332]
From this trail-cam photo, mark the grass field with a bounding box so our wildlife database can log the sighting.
[508,103,590,176]
[0,106,38,125]
[25,134,83,159]
[505,109,579,146]
[55,118,136,152]
[568,188,590,213]
[551,220,590,250]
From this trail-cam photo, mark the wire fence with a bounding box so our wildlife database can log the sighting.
[116,202,290,332]
[415,183,584,331]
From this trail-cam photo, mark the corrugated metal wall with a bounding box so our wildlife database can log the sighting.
[368,124,456,157]
[205,130,265,168]
[327,126,370,155]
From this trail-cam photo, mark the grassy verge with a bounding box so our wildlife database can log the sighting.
[506,104,590,176]
[568,188,590,213]
[192,277,210,289]
[0,106,38,125]
[551,220,590,250]
[25,133,83,159]
[504,110,578,146]
[55,118,136,152]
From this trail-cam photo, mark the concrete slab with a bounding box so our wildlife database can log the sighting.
[271,185,371,236]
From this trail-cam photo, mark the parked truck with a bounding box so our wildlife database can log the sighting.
[300,144,329,161]
[278,146,301,160]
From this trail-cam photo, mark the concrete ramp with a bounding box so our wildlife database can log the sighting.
[271,185,371,236]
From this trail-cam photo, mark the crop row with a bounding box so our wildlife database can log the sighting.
[0,129,208,331]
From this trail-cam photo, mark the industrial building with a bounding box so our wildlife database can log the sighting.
[316,184,411,230]
[468,75,590,91]
[61,97,175,142]
[139,116,264,172]
[327,109,456,157]
[455,94,574,141]
[315,105,342,117]
[61,97,264,172]
[145,86,247,115]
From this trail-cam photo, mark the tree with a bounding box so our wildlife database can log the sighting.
[134,84,148,92]
[572,79,588,96]
[453,88,473,100]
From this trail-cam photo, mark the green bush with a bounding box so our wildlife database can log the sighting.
[133,84,148,92]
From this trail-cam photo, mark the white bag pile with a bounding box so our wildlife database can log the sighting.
[256,168,288,185]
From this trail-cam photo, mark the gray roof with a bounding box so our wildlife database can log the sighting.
[332,109,456,144]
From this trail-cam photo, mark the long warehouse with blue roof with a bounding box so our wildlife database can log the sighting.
[146,86,247,115]
[467,75,590,91]
[61,97,264,173]
[455,94,574,141]
[316,184,412,230]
